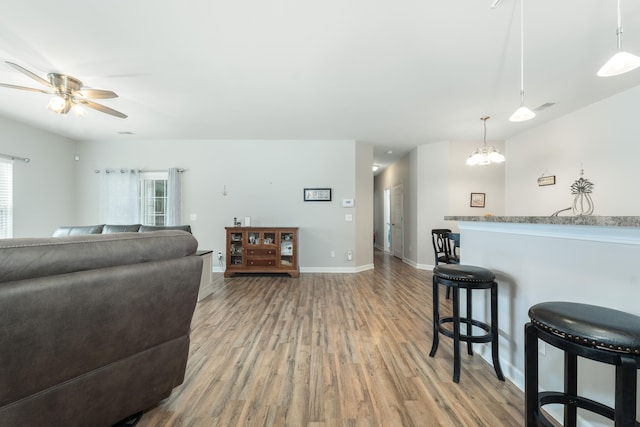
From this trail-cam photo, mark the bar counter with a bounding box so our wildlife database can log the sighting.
[444,215,640,426]
[445,215,640,228]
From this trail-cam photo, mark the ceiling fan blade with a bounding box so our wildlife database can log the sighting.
[77,89,118,99]
[77,99,127,119]
[5,61,53,88]
[0,82,53,94]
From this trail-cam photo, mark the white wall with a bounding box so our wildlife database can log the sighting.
[0,116,77,237]
[506,84,640,216]
[415,142,449,268]
[354,141,374,270]
[76,139,372,271]
[448,140,505,217]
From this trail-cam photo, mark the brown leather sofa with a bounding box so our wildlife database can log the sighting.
[0,231,203,426]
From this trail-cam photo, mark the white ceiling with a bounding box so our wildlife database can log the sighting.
[2,0,640,169]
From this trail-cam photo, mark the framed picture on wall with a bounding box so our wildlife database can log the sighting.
[304,188,332,201]
[470,192,485,208]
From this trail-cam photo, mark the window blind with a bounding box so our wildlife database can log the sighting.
[0,159,13,238]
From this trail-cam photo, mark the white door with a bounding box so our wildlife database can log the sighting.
[384,188,391,252]
[391,183,404,259]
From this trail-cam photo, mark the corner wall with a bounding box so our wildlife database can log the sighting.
[0,116,77,237]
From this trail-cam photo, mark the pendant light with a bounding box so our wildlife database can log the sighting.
[466,116,505,166]
[598,0,640,77]
[509,0,535,122]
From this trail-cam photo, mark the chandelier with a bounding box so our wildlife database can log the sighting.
[465,116,505,166]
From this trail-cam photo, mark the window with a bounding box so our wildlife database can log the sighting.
[139,172,168,226]
[0,159,13,238]
[100,168,181,226]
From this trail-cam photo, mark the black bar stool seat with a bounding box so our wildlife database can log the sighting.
[429,264,504,383]
[525,301,640,427]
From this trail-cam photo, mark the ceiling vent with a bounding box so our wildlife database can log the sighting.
[534,102,556,111]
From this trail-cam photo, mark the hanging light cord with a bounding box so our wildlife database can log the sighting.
[616,0,623,51]
[482,116,489,146]
[519,0,525,106]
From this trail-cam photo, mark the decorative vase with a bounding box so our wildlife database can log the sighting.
[570,171,594,216]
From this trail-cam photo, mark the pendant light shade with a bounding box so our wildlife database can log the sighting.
[510,104,536,122]
[466,116,505,166]
[598,0,640,77]
[509,0,535,123]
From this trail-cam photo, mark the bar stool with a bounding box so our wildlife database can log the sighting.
[429,264,504,383]
[525,302,640,427]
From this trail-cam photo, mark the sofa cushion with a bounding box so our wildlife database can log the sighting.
[103,224,141,233]
[139,225,192,234]
[52,224,104,236]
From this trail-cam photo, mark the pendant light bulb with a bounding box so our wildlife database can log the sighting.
[509,0,535,123]
[48,96,66,113]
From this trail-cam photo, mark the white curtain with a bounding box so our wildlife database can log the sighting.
[0,159,13,238]
[166,167,182,226]
[100,169,140,224]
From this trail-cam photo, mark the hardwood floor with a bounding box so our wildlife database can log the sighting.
[139,250,525,427]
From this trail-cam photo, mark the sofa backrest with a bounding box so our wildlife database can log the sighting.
[139,224,192,233]
[102,224,142,233]
[52,224,104,236]
[0,231,197,284]
[52,224,192,236]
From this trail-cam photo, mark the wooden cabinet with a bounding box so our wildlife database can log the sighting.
[225,227,299,278]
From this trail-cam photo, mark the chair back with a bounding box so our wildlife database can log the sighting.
[445,232,461,263]
[431,229,452,265]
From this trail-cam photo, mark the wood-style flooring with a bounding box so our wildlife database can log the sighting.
[139,250,525,426]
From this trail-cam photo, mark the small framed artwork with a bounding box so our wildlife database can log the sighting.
[304,188,332,202]
[537,175,556,186]
[470,192,486,208]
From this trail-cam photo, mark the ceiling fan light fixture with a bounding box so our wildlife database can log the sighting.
[72,103,86,116]
[47,96,67,113]
[599,0,640,77]
[0,61,127,119]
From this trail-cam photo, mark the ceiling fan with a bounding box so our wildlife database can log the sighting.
[0,61,127,118]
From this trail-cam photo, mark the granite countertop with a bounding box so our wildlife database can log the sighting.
[444,216,640,228]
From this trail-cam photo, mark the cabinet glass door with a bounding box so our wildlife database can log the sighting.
[280,231,294,267]
[230,231,243,265]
